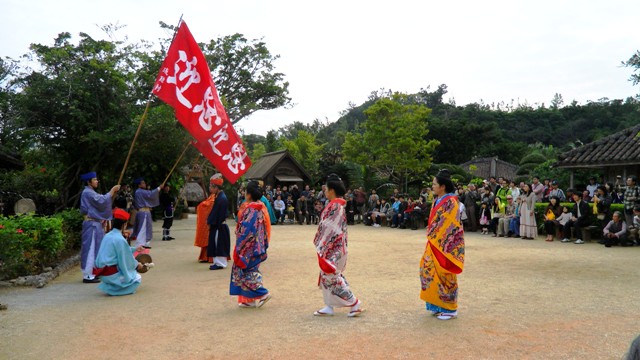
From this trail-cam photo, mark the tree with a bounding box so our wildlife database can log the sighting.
[281,130,324,184]
[343,94,439,190]
[201,34,291,124]
[623,50,640,88]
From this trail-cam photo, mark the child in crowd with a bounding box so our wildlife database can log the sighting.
[479,202,491,235]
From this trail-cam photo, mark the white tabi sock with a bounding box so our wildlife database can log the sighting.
[319,306,334,315]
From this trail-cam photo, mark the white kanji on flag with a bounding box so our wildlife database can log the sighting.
[193,86,222,131]
[166,50,201,109]
[223,143,248,174]
[207,124,229,156]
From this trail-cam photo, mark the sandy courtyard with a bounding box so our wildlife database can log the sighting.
[1,215,639,359]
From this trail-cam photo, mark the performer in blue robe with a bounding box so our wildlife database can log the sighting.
[94,208,145,296]
[208,174,231,270]
[79,172,120,283]
[230,182,271,308]
[131,177,161,248]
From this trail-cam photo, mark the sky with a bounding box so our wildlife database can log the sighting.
[1,0,639,136]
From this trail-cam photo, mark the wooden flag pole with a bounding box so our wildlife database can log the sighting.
[161,141,192,187]
[117,14,184,186]
[117,99,152,185]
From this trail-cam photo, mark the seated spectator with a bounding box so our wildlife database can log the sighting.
[312,199,323,225]
[565,188,576,204]
[364,199,381,226]
[273,195,286,224]
[391,196,406,228]
[401,198,416,229]
[582,190,591,203]
[498,195,516,237]
[489,197,505,237]
[543,196,563,241]
[411,196,429,230]
[602,211,629,247]
[286,195,295,224]
[561,191,590,244]
[480,186,494,205]
[556,206,572,237]
[369,199,390,228]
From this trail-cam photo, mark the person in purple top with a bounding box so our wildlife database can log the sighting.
[131,177,161,249]
[79,172,120,283]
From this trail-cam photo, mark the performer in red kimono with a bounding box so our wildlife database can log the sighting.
[312,174,364,317]
[420,169,465,320]
[194,177,217,263]
[230,182,271,308]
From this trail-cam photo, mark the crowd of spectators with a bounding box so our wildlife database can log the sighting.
[236,175,640,247]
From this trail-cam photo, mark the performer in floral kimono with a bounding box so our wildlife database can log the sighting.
[194,177,217,263]
[94,208,146,296]
[79,172,120,283]
[312,174,364,317]
[420,169,465,320]
[207,174,231,270]
[131,177,161,249]
[230,182,272,308]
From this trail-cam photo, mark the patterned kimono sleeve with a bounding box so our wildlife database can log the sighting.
[234,209,267,269]
[313,203,344,274]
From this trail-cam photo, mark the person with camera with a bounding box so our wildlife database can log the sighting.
[616,175,639,227]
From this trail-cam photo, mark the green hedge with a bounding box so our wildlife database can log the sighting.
[0,209,82,280]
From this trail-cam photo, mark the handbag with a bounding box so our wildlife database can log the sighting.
[546,209,556,221]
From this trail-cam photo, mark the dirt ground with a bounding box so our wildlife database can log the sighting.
[1,215,639,359]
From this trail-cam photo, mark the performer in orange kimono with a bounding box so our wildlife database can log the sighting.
[194,176,217,263]
[419,169,465,320]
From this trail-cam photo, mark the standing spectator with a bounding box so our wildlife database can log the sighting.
[354,187,367,224]
[312,199,324,225]
[498,195,516,237]
[461,184,479,232]
[582,190,591,203]
[481,186,494,205]
[264,185,274,200]
[543,197,562,241]
[542,178,552,202]
[296,194,311,225]
[301,184,311,198]
[519,184,538,240]
[548,181,566,201]
[479,202,490,235]
[368,189,379,212]
[273,195,286,224]
[509,197,522,237]
[586,177,600,198]
[531,176,544,202]
[317,184,327,205]
[592,185,612,222]
[617,175,639,227]
[495,178,510,205]
[509,181,521,200]
[489,197,505,237]
[561,191,590,244]
[488,176,499,194]
[345,195,356,225]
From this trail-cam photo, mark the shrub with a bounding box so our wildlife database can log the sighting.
[0,211,79,280]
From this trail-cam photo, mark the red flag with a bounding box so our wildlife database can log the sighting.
[152,21,250,183]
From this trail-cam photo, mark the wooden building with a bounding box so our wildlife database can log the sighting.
[459,157,519,181]
[244,150,311,187]
[556,124,640,188]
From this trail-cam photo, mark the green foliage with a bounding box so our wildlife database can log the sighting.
[0,213,68,280]
[282,130,324,184]
[201,33,291,123]
[519,153,547,166]
[343,94,439,188]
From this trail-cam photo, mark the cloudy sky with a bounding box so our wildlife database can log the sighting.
[1,0,639,135]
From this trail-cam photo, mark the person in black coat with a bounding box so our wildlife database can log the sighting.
[207,174,230,270]
[562,191,591,244]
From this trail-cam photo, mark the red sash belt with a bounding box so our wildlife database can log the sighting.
[93,264,118,277]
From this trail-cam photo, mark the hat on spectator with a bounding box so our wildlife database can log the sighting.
[551,180,558,185]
